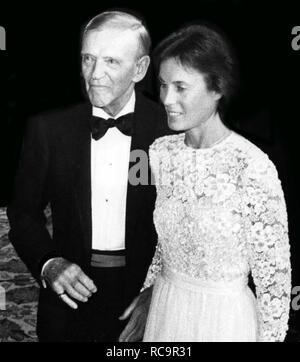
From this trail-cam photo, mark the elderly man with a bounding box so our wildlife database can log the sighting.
[7,10,167,341]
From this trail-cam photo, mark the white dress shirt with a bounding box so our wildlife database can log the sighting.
[91,91,135,251]
[41,92,135,284]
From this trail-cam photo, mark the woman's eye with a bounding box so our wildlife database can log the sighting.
[176,86,185,92]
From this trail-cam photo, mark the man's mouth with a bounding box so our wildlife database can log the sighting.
[90,84,109,88]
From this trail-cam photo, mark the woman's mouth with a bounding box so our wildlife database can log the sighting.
[167,111,182,117]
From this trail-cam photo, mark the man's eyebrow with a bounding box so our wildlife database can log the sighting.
[81,52,95,57]
[103,55,121,62]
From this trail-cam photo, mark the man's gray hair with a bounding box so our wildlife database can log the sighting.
[82,10,151,58]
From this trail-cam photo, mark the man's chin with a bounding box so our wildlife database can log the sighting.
[89,97,107,109]
[91,102,105,109]
[87,91,110,108]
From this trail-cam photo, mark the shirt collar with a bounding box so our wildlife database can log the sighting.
[92,91,136,119]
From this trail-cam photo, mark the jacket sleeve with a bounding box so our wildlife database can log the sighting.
[7,116,60,281]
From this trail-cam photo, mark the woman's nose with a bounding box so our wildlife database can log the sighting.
[161,87,176,106]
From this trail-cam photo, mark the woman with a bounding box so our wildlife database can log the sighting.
[141,23,291,342]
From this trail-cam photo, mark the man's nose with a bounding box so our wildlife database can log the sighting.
[91,59,106,80]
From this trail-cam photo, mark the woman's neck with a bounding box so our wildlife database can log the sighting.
[184,113,230,149]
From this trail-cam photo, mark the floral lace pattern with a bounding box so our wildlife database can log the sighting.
[142,132,291,342]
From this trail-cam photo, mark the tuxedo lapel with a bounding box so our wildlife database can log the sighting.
[71,103,93,257]
[125,93,156,247]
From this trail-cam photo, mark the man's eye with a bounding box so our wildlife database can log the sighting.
[106,58,118,65]
[160,83,167,89]
[82,55,94,65]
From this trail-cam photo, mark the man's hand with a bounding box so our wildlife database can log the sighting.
[43,257,97,309]
[118,287,153,342]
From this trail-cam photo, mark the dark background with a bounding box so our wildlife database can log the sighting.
[1,0,299,336]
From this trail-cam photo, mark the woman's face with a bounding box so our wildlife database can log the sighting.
[159,57,221,131]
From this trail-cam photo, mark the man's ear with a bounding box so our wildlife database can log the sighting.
[133,55,150,83]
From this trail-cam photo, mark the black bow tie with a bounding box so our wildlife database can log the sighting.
[90,113,134,140]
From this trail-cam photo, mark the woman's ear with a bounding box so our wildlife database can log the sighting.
[133,55,151,83]
[212,91,223,102]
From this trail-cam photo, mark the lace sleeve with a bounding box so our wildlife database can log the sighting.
[245,156,291,341]
[140,241,163,292]
[140,141,164,292]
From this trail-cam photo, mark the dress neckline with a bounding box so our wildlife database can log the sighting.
[180,131,234,152]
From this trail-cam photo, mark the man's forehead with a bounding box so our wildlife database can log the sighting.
[82,27,139,53]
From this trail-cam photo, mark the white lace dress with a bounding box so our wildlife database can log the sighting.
[142,131,291,342]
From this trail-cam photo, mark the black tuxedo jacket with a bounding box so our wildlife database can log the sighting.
[7,92,168,306]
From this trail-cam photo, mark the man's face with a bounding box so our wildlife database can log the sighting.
[81,27,141,116]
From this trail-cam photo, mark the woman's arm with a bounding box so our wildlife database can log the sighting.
[245,155,291,341]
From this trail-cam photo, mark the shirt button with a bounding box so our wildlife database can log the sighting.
[105,199,108,202]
